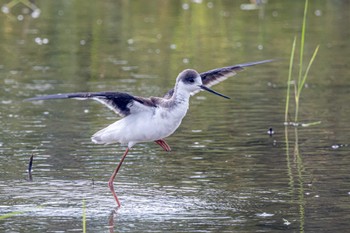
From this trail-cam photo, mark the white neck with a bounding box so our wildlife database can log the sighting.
[172,84,191,104]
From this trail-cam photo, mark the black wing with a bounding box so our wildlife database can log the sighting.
[26,92,156,117]
[163,59,274,98]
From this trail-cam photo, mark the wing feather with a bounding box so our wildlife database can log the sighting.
[26,92,156,117]
[163,59,274,98]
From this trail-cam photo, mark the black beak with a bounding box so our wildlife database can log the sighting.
[199,85,230,99]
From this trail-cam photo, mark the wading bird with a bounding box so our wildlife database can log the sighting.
[27,59,272,207]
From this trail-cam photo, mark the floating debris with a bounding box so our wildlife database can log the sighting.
[256,212,274,217]
[332,144,340,149]
[28,154,34,181]
[28,154,34,173]
[284,121,321,127]
[240,0,266,10]
[34,37,49,45]
[331,144,348,150]
[182,3,190,10]
[283,218,291,226]
[267,127,275,136]
[1,5,9,14]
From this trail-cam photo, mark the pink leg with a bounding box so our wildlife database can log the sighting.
[108,147,129,207]
[155,139,171,152]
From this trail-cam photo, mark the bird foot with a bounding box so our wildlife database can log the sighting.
[154,139,171,152]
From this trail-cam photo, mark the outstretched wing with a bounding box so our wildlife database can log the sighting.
[163,59,274,98]
[26,92,156,117]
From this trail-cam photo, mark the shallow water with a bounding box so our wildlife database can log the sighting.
[1,0,350,232]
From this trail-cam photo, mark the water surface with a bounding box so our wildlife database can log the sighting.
[1,0,350,232]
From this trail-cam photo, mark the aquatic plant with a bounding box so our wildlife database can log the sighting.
[284,1,320,230]
[285,0,320,124]
[0,211,24,220]
[83,199,86,233]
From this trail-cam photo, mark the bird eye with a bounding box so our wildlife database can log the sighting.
[183,74,197,84]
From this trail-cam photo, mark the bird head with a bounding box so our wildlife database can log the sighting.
[176,69,230,99]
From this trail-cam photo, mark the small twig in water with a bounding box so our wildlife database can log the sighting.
[28,154,34,181]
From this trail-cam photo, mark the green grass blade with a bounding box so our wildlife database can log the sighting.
[298,0,308,87]
[301,121,322,127]
[285,37,297,122]
[297,45,320,97]
[0,211,24,220]
[83,199,86,233]
[0,205,45,221]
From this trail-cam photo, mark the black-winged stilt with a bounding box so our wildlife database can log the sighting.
[27,59,272,207]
